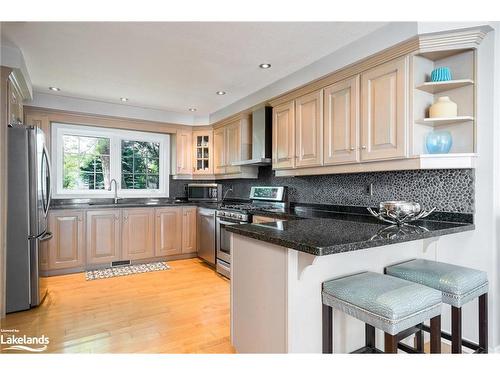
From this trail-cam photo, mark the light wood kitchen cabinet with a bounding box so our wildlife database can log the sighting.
[86,209,121,264]
[192,130,213,175]
[122,208,155,261]
[361,57,408,161]
[176,129,193,174]
[295,90,323,167]
[47,210,84,270]
[181,206,197,253]
[213,115,252,175]
[323,76,360,165]
[7,77,23,126]
[225,120,242,174]
[272,101,295,169]
[155,207,182,256]
[213,127,226,174]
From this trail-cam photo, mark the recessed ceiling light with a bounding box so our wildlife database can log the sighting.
[188,108,197,112]
[120,97,128,102]
[216,91,226,96]
[259,63,271,69]
[49,86,60,91]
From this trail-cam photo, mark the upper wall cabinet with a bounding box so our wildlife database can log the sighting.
[295,90,323,168]
[272,101,295,170]
[193,130,213,175]
[172,115,257,180]
[213,126,226,175]
[323,76,359,165]
[176,129,193,175]
[360,56,408,162]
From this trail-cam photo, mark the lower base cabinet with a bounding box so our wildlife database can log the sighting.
[86,209,121,265]
[45,205,198,273]
[182,207,197,253]
[46,210,85,270]
[155,207,183,256]
[122,208,155,261]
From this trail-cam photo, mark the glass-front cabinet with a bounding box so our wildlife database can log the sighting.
[192,130,213,175]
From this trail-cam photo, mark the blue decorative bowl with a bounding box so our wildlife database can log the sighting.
[426,131,453,154]
[430,67,452,82]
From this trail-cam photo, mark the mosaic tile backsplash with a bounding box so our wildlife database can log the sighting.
[169,166,474,213]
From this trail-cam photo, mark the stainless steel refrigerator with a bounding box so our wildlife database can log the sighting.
[6,125,52,313]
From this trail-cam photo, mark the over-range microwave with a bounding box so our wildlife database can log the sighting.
[186,183,222,202]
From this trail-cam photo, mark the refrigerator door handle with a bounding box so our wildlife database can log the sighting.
[41,145,52,216]
[39,231,53,242]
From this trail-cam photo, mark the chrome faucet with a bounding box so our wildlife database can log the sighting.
[222,186,233,201]
[109,179,120,204]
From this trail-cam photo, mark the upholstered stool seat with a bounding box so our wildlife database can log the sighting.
[386,259,489,353]
[322,271,442,353]
[385,259,488,307]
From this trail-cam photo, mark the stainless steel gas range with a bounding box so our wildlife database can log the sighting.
[215,186,287,278]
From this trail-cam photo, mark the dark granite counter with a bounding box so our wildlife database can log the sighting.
[226,213,474,256]
[50,198,219,210]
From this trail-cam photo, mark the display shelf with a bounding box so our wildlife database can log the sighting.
[415,79,474,94]
[415,116,474,126]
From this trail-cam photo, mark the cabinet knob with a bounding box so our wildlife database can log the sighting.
[361,146,367,150]
[350,147,355,151]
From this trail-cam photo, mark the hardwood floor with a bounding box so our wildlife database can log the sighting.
[0,258,235,353]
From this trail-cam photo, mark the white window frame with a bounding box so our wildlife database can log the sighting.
[52,123,170,198]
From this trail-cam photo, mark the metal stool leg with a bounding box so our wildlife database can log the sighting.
[322,304,333,353]
[430,315,441,354]
[451,306,462,353]
[479,293,488,353]
[384,333,398,353]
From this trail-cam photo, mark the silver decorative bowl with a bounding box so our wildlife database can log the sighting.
[368,201,435,226]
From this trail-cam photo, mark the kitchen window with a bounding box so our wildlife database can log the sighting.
[52,123,170,197]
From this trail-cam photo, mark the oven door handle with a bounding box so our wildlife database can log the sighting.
[217,219,241,225]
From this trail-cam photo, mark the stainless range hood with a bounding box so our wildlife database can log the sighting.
[231,106,272,166]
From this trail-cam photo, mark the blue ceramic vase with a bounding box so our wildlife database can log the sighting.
[426,131,453,154]
[430,67,452,82]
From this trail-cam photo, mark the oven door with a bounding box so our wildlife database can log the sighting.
[216,217,244,263]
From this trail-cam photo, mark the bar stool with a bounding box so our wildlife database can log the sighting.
[386,259,488,353]
[322,271,443,354]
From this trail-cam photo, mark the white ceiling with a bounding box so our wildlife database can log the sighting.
[2,22,386,118]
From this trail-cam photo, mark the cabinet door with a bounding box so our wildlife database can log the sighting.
[225,121,242,174]
[213,127,226,175]
[193,130,213,175]
[361,57,408,161]
[86,210,121,264]
[272,101,295,169]
[323,76,360,165]
[122,208,155,261]
[176,130,193,174]
[295,90,323,167]
[182,207,197,254]
[47,210,84,270]
[7,77,23,126]
[155,207,182,256]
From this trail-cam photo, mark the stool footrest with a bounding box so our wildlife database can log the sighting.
[420,324,485,353]
[350,346,384,354]
[398,342,422,354]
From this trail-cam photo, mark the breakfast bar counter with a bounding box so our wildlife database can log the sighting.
[227,209,475,353]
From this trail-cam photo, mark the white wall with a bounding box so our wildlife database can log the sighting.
[29,91,209,126]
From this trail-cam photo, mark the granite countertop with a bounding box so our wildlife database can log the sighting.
[50,198,218,210]
[226,213,474,256]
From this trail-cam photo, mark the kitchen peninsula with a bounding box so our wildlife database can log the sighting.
[227,207,474,353]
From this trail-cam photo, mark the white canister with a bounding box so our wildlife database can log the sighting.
[429,96,458,118]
